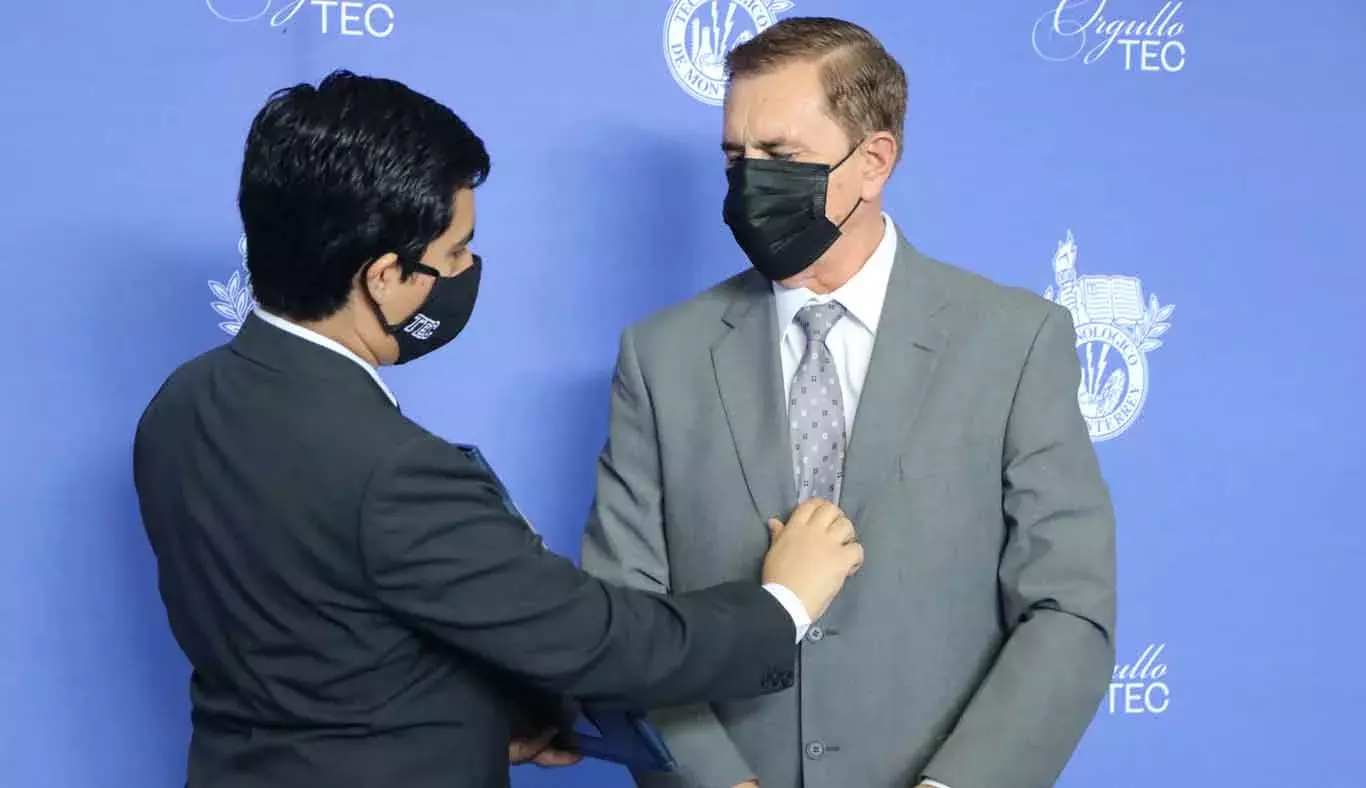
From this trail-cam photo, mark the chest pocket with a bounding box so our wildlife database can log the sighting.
[887,437,1003,537]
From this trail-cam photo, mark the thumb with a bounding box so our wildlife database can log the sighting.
[767,518,783,542]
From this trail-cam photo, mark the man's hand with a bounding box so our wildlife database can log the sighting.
[508,727,582,768]
[732,781,760,788]
[762,498,863,622]
[508,727,555,764]
[529,747,582,768]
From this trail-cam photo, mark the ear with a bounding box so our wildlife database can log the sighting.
[858,131,898,200]
[362,252,402,302]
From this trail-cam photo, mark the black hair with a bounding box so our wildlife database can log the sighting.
[238,69,489,321]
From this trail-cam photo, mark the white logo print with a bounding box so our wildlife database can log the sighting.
[1110,642,1170,715]
[662,0,793,106]
[209,234,258,337]
[403,314,440,340]
[1044,230,1174,442]
[205,0,396,38]
[1031,0,1185,72]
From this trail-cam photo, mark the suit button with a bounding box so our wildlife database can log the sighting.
[807,626,824,642]
[805,741,825,760]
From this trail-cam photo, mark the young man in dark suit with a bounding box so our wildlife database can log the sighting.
[132,70,863,788]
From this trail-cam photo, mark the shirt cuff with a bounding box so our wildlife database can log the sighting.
[761,583,811,642]
[921,780,953,788]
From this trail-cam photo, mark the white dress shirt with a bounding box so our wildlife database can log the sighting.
[770,218,953,788]
[249,309,811,641]
[774,212,898,444]
[254,308,398,407]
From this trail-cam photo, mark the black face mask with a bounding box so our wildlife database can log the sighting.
[722,146,862,281]
[365,255,482,365]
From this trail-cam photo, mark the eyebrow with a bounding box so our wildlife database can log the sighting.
[721,138,800,155]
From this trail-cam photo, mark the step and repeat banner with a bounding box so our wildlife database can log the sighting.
[2,1,1362,786]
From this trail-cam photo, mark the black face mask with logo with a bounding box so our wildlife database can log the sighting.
[365,254,482,365]
[722,146,862,282]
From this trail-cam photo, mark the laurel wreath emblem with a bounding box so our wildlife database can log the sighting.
[208,234,257,336]
[1133,293,1174,352]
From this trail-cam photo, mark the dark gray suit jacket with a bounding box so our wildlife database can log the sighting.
[132,313,802,788]
[580,234,1116,788]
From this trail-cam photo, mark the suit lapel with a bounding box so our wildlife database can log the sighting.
[713,274,797,521]
[839,236,950,522]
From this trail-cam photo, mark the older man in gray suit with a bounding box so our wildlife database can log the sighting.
[581,16,1116,788]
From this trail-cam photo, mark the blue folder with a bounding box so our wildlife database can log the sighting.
[566,707,677,772]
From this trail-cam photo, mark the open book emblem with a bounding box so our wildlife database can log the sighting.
[1045,230,1175,442]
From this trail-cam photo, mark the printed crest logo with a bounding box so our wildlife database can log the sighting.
[403,314,441,341]
[208,234,257,336]
[1032,0,1186,72]
[1110,642,1170,715]
[663,0,793,106]
[205,0,396,38]
[1044,230,1174,442]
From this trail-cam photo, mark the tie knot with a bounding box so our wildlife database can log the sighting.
[795,301,847,344]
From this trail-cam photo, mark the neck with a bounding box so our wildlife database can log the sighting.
[803,207,884,294]
[296,306,382,367]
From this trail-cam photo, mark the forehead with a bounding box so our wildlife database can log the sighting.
[451,187,475,222]
[722,60,832,143]
[446,188,475,231]
[431,188,475,246]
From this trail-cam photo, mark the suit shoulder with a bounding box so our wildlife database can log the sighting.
[622,268,758,349]
[136,345,231,420]
[362,424,502,509]
[921,253,1063,329]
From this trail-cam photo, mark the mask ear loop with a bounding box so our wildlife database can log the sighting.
[830,141,863,171]
[360,256,441,335]
[828,139,866,229]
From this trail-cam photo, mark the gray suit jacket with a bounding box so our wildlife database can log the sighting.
[580,234,1116,788]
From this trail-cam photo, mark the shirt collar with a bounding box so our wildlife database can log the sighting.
[773,212,899,336]
[252,308,398,407]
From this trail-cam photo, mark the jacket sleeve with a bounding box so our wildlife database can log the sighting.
[580,326,765,788]
[359,428,798,712]
[922,303,1117,788]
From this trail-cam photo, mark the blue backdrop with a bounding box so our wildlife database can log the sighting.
[3,1,1363,786]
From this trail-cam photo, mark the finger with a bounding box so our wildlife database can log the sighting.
[533,748,583,767]
[767,518,783,541]
[519,727,556,759]
[785,498,822,528]
[844,543,865,575]
[828,517,855,543]
[804,500,843,530]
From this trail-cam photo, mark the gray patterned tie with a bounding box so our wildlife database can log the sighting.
[789,302,848,503]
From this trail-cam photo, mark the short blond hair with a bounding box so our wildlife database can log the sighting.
[726,17,907,160]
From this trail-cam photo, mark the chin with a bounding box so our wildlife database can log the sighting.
[778,272,813,289]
